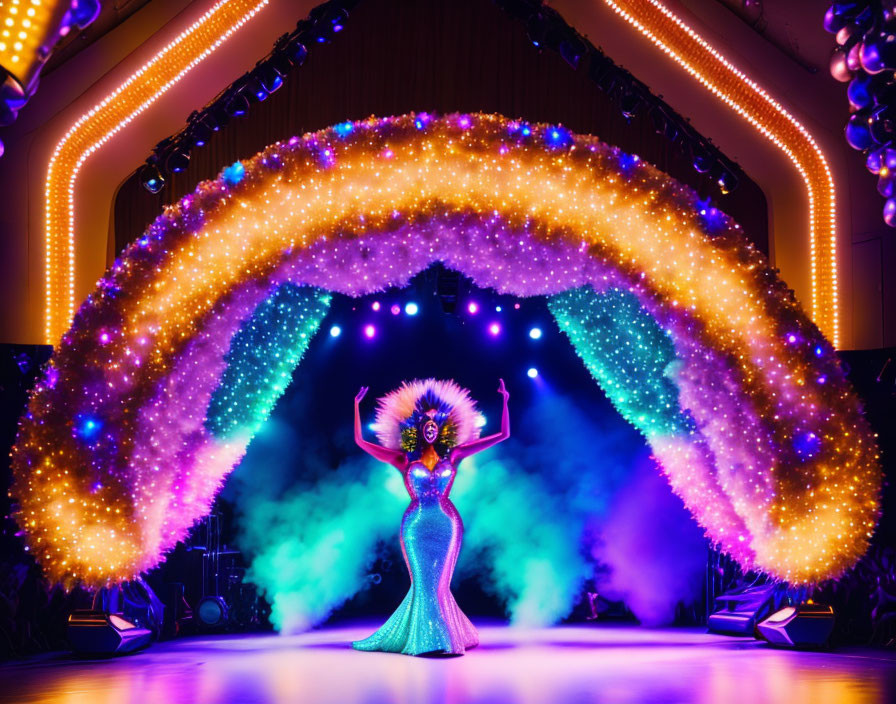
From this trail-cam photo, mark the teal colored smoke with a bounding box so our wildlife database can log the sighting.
[451,453,589,626]
[227,389,706,631]
[225,415,405,634]
[206,284,330,440]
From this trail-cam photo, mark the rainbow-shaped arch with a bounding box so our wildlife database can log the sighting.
[12,113,878,586]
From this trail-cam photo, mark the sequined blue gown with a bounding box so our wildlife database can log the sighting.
[352,458,479,655]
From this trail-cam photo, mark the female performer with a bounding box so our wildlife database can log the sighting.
[352,378,510,656]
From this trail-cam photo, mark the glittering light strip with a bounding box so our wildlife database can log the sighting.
[14,114,877,587]
[601,0,839,347]
[43,0,270,345]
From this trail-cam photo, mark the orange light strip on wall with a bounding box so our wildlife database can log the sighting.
[44,0,270,345]
[602,0,839,347]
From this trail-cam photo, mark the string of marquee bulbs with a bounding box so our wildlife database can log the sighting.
[601,0,839,347]
[43,0,271,345]
[12,114,878,590]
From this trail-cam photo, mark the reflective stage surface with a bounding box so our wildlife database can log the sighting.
[2,623,895,704]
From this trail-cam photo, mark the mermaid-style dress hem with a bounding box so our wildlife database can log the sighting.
[351,587,479,656]
[353,459,478,656]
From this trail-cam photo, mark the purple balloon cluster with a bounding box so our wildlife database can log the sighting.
[827,1,896,225]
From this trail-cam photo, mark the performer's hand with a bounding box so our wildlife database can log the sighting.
[497,378,509,401]
[355,386,368,404]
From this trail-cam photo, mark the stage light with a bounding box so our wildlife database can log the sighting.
[475,414,487,427]
[329,325,341,337]
[488,322,501,335]
[619,91,641,120]
[527,367,539,378]
[68,610,154,655]
[436,266,461,313]
[690,143,712,173]
[529,327,542,339]
[405,302,418,315]
[139,161,165,194]
[495,305,502,312]
[756,603,835,648]
[165,147,190,173]
[364,324,376,338]
[371,301,380,311]
[188,120,212,148]
[390,304,401,315]
[514,303,521,309]
[245,72,269,102]
[707,584,777,636]
[254,60,283,94]
[467,301,479,314]
[286,36,308,65]
[716,166,739,194]
[225,90,250,117]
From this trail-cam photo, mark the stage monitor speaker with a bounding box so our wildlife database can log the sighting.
[68,610,154,655]
[197,595,229,628]
[707,584,776,636]
[756,604,835,648]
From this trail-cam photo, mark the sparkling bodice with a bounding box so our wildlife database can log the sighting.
[405,459,456,501]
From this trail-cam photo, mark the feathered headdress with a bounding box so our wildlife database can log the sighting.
[372,379,483,457]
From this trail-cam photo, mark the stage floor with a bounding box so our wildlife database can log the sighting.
[2,622,896,704]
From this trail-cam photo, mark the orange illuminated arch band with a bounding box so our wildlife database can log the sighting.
[15,115,877,590]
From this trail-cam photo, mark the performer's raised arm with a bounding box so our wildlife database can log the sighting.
[450,379,510,463]
[354,387,407,470]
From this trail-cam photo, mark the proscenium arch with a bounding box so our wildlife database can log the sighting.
[12,113,878,589]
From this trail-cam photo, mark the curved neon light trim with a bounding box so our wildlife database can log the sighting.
[43,0,270,345]
[15,114,877,587]
[602,0,839,347]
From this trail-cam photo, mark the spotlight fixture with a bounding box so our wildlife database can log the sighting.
[404,302,419,316]
[68,610,154,655]
[224,89,250,118]
[690,142,713,174]
[467,301,479,314]
[529,327,543,339]
[245,72,269,103]
[558,31,587,68]
[286,35,309,65]
[254,60,283,94]
[364,324,376,338]
[186,112,213,148]
[527,367,539,378]
[436,267,461,313]
[488,322,501,335]
[329,325,341,337]
[619,90,642,120]
[756,603,835,648]
[139,160,166,194]
[165,147,190,174]
[715,166,739,194]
